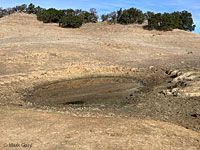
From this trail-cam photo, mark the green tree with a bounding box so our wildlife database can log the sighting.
[117,8,122,22]
[101,14,109,22]
[101,12,117,24]
[117,8,145,24]
[147,13,162,30]
[180,11,196,31]
[35,6,44,14]
[6,8,15,15]
[74,9,82,16]
[144,11,154,20]
[146,11,195,31]
[37,8,64,23]
[108,11,117,24]
[79,11,90,23]
[14,4,27,12]
[27,3,35,14]
[64,9,75,16]
[89,8,98,23]
[78,9,98,23]
[160,13,174,31]
[59,14,83,28]
[0,8,7,17]
[171,12,183,29]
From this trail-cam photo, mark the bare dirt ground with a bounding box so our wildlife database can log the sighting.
[0,12,200,149]
[0,108,199,150]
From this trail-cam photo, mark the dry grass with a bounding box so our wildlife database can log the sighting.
[0,108,199,150]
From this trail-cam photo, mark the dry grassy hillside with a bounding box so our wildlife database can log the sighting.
[0,12,200,150]
[0,12,200,75]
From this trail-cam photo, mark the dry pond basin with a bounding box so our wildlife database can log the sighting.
[27,76,142,107]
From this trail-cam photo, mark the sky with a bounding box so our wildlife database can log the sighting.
[0,0,200,33]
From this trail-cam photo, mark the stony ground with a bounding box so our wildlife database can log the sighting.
[0,13,200,149]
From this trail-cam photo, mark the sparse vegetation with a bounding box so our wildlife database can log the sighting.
[0,3,196,31]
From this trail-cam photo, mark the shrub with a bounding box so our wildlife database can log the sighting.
[34,6,43,15]
[59,14,83,28]
[146,11,196,31]
[14,4,27,12]
[36,9,46,22]
[144,11,154,20]
[0,8,7,18]
[108,12,117,24]
[147,13,162,30]
[27,3,35,14]
[6,8,15,15]
[101,12,117,24]
[180,11,196,31]
[117,8,145,24]
[88,8,98,23]
[101,14,109,22]
[36,8,64,23]
[79,8,98,23]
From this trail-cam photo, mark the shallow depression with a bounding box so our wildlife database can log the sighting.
[29,76,142,107]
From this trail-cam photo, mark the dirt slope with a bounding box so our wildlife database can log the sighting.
[0,12,200,75]
[0,108,199,150]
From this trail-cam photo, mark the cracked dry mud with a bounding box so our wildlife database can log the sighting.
[0,13,200,150]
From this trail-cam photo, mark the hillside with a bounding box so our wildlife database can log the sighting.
[0,12,200,75]
[0,13,200,150]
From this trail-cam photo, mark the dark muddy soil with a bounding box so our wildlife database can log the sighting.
[27,76,142,107]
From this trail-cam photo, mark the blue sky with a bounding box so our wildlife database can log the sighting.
[0,0,199,33]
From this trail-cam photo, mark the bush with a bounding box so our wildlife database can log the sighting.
[79,11,90,23]
[146,11,196,31]
[88,8,98,23]
[36,8,64,23]
[0,7,15,18]
[34,6,44,14]
[59,15,83,28]
[101,12,117,24]
[144,11,154,20]
[0,8,7,18]
[101,14,109,22]
[14,4,27,12]
[36,9,46,22]
[147,13,162,30]
[180,11,196,31]
[27,3,35,14]
[117,8,145,24]
[79,8,98,23]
